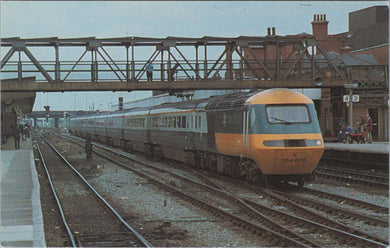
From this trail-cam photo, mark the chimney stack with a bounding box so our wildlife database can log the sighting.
[266,27,276,36]
[311,14,329,39]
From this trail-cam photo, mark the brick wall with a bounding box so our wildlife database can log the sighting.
[351,45,389,65]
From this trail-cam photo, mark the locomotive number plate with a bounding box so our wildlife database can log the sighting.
[278,151,307,166]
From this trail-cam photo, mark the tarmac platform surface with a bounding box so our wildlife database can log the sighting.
[325,142,389,154]
[1,137,46,247]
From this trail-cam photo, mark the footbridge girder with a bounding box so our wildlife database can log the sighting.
[1,36,388,92]
[1,35,353,91]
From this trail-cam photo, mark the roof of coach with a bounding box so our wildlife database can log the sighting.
[122,107,151,117]
[70,111,111,120]
[149,98,208,114]
[92,111,120,118]
[245,88,313,105]
[204,90,260,110]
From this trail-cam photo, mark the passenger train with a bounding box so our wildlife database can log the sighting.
[69,88,324,186]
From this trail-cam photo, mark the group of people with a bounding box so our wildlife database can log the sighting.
[339,113,373,144]
[12,123,31,149]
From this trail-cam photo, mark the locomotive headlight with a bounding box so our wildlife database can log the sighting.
[305,139,322,146]
[263,140,284,147]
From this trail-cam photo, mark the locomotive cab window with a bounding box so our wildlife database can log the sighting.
[266,105,310,124]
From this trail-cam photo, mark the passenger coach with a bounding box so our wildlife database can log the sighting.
[69,88,324,186]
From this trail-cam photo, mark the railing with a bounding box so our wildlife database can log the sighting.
[1,36,387,90]
[1,58,353,82]
[347,65,389,89]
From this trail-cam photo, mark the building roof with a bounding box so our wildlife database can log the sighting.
[306,51,377,69]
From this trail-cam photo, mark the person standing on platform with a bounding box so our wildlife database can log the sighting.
[12,124,21,149]
[146,62,153,81]
[366,113,373,143]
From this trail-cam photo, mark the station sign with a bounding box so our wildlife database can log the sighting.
[352,95,360,102]
[343,95,360,102]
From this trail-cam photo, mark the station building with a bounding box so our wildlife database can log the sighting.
[119,6,388,141]
[242,5,388,141]
[313,6,389,141]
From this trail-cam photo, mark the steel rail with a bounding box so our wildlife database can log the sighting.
[34,137,77,247]
[263,189,388,246]
[191,169,389,247]
[315,167,388,187]
[292,185,389,214]
[271,189,389,227]
[59,133,387,247]
[57,134,313,247]
[93,148,314,247]
[41,136,152,248]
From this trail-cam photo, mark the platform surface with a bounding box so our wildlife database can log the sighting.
[1,138,46,247]
[325,142,389,154]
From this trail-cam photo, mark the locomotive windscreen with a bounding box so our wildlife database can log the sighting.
[266,105,311,124]
[249,104,320,134]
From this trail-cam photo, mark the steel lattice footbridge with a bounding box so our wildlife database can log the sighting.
[1,36,388,92]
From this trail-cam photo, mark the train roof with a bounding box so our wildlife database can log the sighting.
[204,90,260,110]
[246,88,314,105]
[70,89,314,120]
[149,98,210,114]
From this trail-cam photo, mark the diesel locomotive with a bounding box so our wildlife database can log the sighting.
[69,88,324,186]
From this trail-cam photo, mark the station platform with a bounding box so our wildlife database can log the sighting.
[325,142,389,154]
[1,138,46,247]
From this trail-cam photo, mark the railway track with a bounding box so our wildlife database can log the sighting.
[34,136,151,247]
[290,185,389,216]
[56,134,312,247]
[192,172,388,247]
[55,133,388,247]
[315,166,389,187]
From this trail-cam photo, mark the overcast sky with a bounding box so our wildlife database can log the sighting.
[1,1,387,111]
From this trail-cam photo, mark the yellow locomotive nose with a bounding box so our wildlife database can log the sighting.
[248,134,324,175]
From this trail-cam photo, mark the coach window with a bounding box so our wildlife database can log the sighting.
[182,116,187,128]
[176,116,181,128]
[153,117,157,127]
[187,115,194,129]
[172,117,176,128]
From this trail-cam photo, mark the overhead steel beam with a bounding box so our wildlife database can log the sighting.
[21,47,54,82]
[2,35,376,90]
[245,47,273,79]
[1,48,16,69]
[0,79,351,92]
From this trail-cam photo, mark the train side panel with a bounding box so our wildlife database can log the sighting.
[149,112,194,161]
[106,114,122,146]
[122,113,149,152]
[94,115,107,142]
[207,108,245,155]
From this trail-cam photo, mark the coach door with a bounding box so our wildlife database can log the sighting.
[243,106,250,151]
